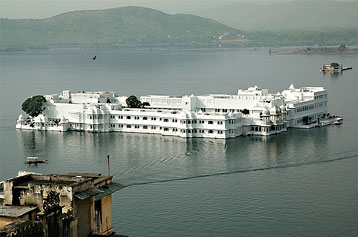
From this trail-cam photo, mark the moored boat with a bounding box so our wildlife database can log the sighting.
[320,63,352,72]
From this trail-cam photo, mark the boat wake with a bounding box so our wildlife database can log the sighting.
[122,153,358,187]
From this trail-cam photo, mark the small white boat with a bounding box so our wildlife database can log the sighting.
[25,156,48,164]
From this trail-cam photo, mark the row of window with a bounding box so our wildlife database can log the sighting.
[296,102,327,113]
[109,116,238,125]
[180,129,226,134]
[251,124,286,132]
[88,115,105,119]
[314,94,327,100]
[108,124,234,135]
[214,109,240,113]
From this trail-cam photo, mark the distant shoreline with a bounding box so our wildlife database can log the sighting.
[2,45,358,55]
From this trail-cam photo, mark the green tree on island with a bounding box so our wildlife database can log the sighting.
[126,95,142,108]
[22,95,46,117]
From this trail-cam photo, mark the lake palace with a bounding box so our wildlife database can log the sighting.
[16,84,329,138]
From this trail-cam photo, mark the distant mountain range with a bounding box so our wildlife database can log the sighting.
[1,5,357,50]
[0,6,243,49]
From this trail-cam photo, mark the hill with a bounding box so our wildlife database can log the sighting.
[0,6,243,49]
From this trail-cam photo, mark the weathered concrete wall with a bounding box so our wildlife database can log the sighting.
[74,197,93,237]
[3,181,13,206]
[19,184,73,214]
[101,195,113,234]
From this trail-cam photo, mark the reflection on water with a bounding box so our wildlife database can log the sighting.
[14,126,348,187]
[322,71,343,79]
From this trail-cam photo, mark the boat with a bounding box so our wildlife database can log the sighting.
[316,115,343,127]
[330,115,343,125]
[320,63,352,72]
[25,157,48,165]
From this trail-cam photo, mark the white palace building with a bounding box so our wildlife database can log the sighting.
[16,85,329,138]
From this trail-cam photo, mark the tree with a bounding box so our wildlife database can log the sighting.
[126,95,142,108]
[241,109,250,115]
[141,102,150,107]
[22,95,46,117]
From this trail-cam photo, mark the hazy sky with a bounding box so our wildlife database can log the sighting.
[1,0,356,19]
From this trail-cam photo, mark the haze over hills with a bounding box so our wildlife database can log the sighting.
[2,0,358,31]
[0,6,243,49]
[168,1,358,31]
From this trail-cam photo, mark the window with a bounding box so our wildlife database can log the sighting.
[218,130,223,134]
[187,120,191,124]
[151,117,156,121]
[151,126,156,129]
[135,116,139,120]
[164,119,169,122]
[208,130,214,134]
[127,125,131,128]
[208,121,213,124]
[164,128,169,131]
[143,117,148,120]
[217,121,223,125]
[126,116,131,119]
[143,126,148,129]
[135,125,139,129]
[223,109,227,112]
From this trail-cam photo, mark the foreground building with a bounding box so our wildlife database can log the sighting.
[0,172,124,237]
[16,85,329,138]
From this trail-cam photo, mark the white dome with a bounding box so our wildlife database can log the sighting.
[18,114,24,121]
[289,84,295,90]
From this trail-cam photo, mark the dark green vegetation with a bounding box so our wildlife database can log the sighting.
[0,6,242,49]
[22,96,46,117]
[126,95,142,108]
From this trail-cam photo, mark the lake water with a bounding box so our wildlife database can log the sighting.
[1,48,358,236]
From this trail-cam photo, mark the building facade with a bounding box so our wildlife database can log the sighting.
[0,172,124,237]
[16,85,328,138]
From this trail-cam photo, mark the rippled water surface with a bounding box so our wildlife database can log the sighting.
[1,48,358,236]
